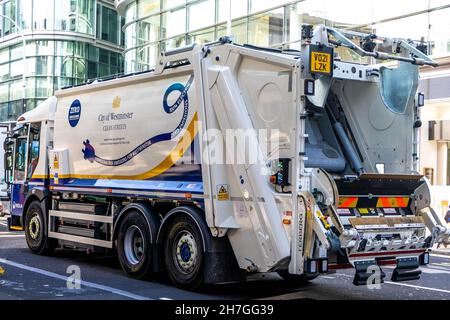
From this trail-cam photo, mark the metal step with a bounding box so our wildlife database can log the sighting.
[49,210,113,224]
[58,225,104,239]
[48,231,112,248]
[58,202,108,215]
[48,209,113,249]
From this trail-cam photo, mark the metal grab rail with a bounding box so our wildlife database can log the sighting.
[326,27,438,67]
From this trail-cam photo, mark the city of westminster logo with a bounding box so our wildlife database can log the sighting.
[113,96,121,109]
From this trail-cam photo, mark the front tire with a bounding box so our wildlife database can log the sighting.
[117,210,154,279]
[164,213,205,290]
[24,201,55,255]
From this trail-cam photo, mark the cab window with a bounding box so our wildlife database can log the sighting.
[27,123,41,179]
[14,137,27,181]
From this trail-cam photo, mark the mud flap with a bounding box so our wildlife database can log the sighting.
[353,260,386,286]
[391,257,421,282]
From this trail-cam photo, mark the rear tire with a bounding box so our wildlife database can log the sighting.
[163,213,205,290]
[117,210,155,279]
[24,201,55,255]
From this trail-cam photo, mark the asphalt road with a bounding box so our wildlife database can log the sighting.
[1,217,450,300]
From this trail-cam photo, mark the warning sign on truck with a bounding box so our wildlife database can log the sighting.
[217,184,229,201]
[53,154,59,170]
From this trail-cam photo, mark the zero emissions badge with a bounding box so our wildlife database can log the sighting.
[68,99,82,127]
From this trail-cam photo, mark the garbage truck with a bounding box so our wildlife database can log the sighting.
[4,25,450,289]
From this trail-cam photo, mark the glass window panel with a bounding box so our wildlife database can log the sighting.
[73,58,86,79]
[218,0,248,23]
[138,0,160,16]
[137,15,160,46]
[99,49,109,64]
[0,103,8,121]
[163,8,186,38]
[18,0,32,30]
[77,0,95,35]
[189,0,215,31]
[61,57,73,77]
[285,3,302,50]
[3,0,17,36]
[163,0,185,10]
[10,59,23,77]
[126,1,138,22]
[88,45,98,61]
[24,99,35,113]
[99,63,110,77]
[25,77,35,97]
[187,27,214,45]
[250,0,290,13]
[9,80,23,100]
[0,48,9,64]
[87,61,97,79]
[429,7,450,56]
[35,77,53,98]
[33,0,54,30]
[35,56,54,76]
[36,40,54,56]
[54,0,72,31]
[101,6,119,43]
[125,23,137,49]
[163,35,186,50]
[0,83,8,101]
[217,18,247,44]
[248,8,284,47]
[0,63,9,81]
[56,41,74,56]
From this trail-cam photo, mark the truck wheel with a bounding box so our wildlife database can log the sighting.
[164,214,204,290]
[24,201,55,255]
[117,211,154,279]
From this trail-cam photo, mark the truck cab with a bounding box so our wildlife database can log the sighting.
[4,98,55,231]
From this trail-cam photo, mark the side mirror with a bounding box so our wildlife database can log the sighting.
[3,139,13,151]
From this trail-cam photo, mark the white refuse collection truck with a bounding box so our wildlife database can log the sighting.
[4,25,449,289]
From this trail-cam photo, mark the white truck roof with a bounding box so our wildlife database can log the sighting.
[17,96,57,123]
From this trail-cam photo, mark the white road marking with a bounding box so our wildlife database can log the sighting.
[0,258,153,300]
[420,267,450,274]
[430,254,450,259]
[385,281,450,294]
[0,234,24,238]
[320,276,335,279]
[335,272,450,294]
[431,262,450,267]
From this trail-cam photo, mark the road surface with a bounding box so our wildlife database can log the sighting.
[1,217,449,300]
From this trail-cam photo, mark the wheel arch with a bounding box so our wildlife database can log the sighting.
[157,205,244,285]
[156,205,211,252]
[23,187,51,233]
[113,202,160,246]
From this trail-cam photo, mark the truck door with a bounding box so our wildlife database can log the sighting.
[0,122,14,216]
[10,124,29,220]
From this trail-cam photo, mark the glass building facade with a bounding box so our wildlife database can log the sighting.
[116,0,450,73]
[0,0,125,121]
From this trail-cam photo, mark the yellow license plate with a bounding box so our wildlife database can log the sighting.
[310,51,331,74]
